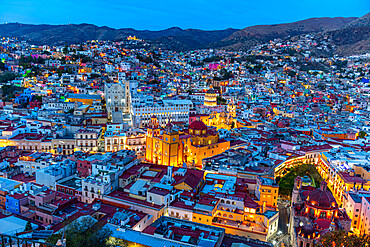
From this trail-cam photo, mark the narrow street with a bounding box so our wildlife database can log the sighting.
[270,204,291,247]
[278,204,288,234]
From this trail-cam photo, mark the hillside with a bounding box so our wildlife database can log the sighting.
[343,12,370,28]
[212,17,357,50]
[0,23,239,50]
[1,14,368,55]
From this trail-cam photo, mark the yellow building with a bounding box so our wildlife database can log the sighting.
[256,177,279,208]
[204,88,217,107]
[146,116,183,167]
[317,153,370,205]
[65,93,102,106]
[146,116,230,169]
[204,102,237,130]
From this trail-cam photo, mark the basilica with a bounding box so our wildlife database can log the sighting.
[145,116,230,169]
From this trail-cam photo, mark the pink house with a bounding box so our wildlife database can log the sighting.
[209,63,223,71]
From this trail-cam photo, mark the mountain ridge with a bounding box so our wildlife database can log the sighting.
[0,14,368,55]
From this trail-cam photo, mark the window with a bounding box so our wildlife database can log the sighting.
[320,211,326,218]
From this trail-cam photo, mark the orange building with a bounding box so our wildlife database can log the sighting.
[146,116,230,169]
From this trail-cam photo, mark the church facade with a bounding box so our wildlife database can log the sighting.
[145,116,230,169]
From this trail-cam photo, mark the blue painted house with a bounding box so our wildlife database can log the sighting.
[5,193,28,214]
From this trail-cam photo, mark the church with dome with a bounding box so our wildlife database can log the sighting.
[289,176,352,247]
[203,101,238,130]
[145,116,230,169]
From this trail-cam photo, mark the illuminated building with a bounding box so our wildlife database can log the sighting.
[7,133,53,153]
[168,173,279,241]
[317,149,370,205]
[255,177,279,208]
[145,116,230,168]
[204,88,217,107]
[289,177,351,247]
[104,124,146,154]
[203,101,237,130]
[75,128,101,152]
[131,99,192,127]
[104,80,134,121]
[65,93,102,106]
[343,191,370,236]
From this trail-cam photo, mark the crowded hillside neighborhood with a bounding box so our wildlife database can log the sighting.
[0,35,370,247]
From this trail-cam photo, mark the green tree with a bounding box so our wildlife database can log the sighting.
[24,221,32,231]
[66,109,74,114]
[317,230,370,247]
[48,217,114,247]
[63,46,69,54]
[0,61,5,71]
[217,96,226,105]
[278,163,323,196]
[34,95,43,103]
[287,70,297,78]
[0,72,16,83]
[358,131,367,139]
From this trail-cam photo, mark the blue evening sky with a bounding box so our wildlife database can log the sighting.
[0,0,368,30]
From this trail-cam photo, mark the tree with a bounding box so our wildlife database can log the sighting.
[317,82,326,91]
[287,70,297,78]
[278,163,323,196]
[34,95,43,103]
[0,61,5,71]
[63,46,69,54]
[66,109,74,114]
[24,221,32,231]
[106,237,127,247]
[0,72,16,83]
[358,131,367,139]
[217,96,227,105]
[317,230,370,247]
[48,217,114,247]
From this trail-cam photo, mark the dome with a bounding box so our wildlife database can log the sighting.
[189,120,207,131]
[306,181,337,209]
[300,223,315,238]
[206,88,216,95]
